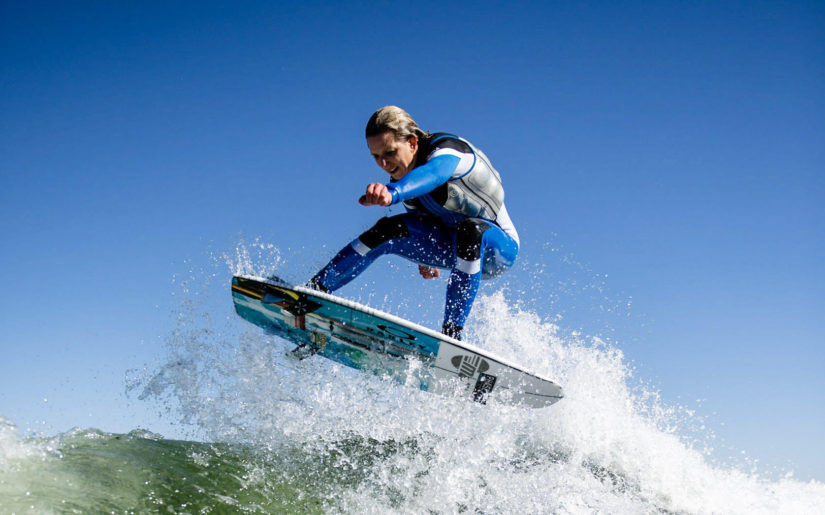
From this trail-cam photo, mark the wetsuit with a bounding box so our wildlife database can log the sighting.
[310,133,519,339]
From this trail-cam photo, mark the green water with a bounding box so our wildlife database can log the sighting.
[1,429,333,514]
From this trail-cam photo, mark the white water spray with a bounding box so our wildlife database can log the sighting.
[130,241,825,513]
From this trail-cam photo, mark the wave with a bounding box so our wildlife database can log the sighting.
[0,419,327,513]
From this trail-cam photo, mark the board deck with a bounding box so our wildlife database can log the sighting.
[231,275,563,408]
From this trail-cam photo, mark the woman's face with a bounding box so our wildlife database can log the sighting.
[367,131,418,181]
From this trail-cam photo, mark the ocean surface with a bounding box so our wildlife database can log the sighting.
[2,244,824,513]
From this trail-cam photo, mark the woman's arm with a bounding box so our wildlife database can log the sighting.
[385,154,460,204]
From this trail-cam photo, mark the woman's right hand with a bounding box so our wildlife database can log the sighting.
[359,183,393,206]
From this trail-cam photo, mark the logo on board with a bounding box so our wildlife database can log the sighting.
[450,354,490,378]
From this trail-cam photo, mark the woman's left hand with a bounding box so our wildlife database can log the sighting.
[418,265,440,279]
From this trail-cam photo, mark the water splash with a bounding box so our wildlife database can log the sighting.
[121,240,825,513]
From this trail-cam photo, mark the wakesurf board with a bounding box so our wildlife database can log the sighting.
[231,275,563,408]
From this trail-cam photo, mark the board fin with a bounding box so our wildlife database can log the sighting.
[289,343,318,360]
[288,332,328,360]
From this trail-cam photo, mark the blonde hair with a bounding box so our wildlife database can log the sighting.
[365,106,427,140]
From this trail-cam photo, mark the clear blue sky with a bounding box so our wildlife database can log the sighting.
[2,1,823,480]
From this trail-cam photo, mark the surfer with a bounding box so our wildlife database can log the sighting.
[308,106,519,340]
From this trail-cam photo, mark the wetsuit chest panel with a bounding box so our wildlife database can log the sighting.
[408,134,504,222]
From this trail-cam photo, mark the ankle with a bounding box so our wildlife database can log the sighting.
[442,322,463,340]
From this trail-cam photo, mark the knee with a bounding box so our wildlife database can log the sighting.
[456,219,489,261]
[359,216,410,249]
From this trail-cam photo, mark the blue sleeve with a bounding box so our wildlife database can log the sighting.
[385,155,460,205]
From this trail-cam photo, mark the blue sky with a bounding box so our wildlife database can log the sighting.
[1,1,823,480]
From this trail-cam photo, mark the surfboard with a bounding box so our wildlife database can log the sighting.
[231,275,564,408]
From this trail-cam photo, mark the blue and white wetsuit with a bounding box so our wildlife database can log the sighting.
[310,133,519,339]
